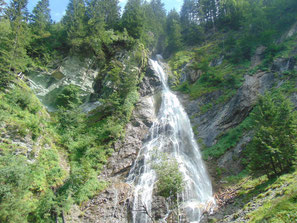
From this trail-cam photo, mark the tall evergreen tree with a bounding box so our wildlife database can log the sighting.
[142,0,166,50]
[63,0,87,49]
[87,0,120,30]
[180,0,204,45]
[31,0,51,34]
[121,0,144,39]
[0,0,6,17]
[247,93,297,178]
[27,0,52,65]
[165,9,183,56]
[5,0,30,73]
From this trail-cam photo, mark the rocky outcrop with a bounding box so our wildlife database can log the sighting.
[251,46,266,67]
[27,56,99,110]
[271,57,296,72]
[179,72,276,148]
[218,134,252,175]
[210,55,224,67]
[74,61,162,223]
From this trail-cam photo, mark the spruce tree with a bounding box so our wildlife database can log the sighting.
[5,0,30,73]
[165,9,183,56]
[247,93,297,178]
[31,0,51,34]
[63,0,87,49]
[121,0,144,39]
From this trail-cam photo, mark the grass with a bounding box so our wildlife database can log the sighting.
[168,40,249,103]
[219,169,297,223]
[246,170,297,222]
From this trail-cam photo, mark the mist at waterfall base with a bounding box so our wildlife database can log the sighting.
[127,57,215,223]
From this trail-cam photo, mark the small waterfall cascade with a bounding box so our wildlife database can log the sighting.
[127,57,215,223]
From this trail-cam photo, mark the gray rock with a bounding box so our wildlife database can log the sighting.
[180,72,276,148]
[271,57,296,72]
[27,56,99,110]
[77,60,162,223]
[139,61,162,97]
[251,46,266,67]
[151,195,168,221]
[80,180,133,223]
[218,134,252,175]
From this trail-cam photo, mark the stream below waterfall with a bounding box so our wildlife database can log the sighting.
[127,57,215,223]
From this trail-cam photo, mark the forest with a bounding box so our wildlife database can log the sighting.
[0,0,297,222]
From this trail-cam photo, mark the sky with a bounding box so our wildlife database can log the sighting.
[25,0,183,22]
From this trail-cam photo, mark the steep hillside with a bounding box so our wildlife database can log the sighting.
[167,19,297,223]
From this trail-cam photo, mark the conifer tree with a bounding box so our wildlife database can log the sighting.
[63,0,87,49]
[87,0,120,30]
[121,0,144,39]
[31,0,51,34]
[247,93,297,178]
[165,9,183,56]
[5,0,30,73]
[142,0,166,49]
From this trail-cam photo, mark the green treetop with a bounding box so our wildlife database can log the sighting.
[121,0,144,39]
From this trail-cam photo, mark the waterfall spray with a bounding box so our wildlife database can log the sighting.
[127,57,215,223]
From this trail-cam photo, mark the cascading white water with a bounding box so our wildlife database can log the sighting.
[127,57,215,223]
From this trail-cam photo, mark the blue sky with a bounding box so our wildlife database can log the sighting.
[25,0,183,22]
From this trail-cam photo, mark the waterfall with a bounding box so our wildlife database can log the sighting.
[127,57,215,223]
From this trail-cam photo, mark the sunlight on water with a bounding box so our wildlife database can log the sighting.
[127,57,215,223]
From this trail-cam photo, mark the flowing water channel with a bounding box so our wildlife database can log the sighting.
[127,57,215,223]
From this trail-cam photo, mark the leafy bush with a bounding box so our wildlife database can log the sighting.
[152,153,184,203]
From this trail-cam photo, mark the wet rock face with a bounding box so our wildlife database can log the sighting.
[139,62,162,97]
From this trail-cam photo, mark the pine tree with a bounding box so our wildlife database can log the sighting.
[87,0,120,30]
[121,0,144,39]
[31,0,51,34]
[63,0,87,49]
[165,9,183,56]
[180,0,204,45]
[247,93,297,178]
[142,0,166,49]
[5,0,30,73]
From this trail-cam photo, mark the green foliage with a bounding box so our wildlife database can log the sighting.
[246,92,297,178]
[152,153,184,203]
[56,84,82,109]
[62,0,87,51]
[0,83,68,223]
[0,19,14,81]
[121,0,144,39]
[165,9,183,56]
[228,170,297,223]
[0,155,33,223]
